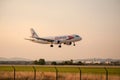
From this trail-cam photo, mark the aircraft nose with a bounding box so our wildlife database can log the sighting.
[79,37,82,40]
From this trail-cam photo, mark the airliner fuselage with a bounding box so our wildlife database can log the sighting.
[25,28,82,48]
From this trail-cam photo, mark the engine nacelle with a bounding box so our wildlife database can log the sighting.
[53,40,61,44]
[64,42,72,45]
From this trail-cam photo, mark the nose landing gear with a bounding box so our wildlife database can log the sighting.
[73,42,76,46]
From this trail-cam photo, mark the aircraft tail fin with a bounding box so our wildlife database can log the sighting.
[30,28,39,38]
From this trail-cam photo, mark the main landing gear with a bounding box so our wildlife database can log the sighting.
[58,44,61,48]
[50,44,53,47]
[50,42,75,48]
[50,44,62,48]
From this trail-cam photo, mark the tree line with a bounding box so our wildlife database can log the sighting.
[33,58,120,65]
[33,59,83,65]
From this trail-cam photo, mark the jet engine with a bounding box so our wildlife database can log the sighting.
[54,40,61,44]
[64,42,72,45]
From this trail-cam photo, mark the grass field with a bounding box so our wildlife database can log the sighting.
[0,65,120,80]
[0,65,120,74]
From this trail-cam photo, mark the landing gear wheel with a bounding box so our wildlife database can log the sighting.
[73,43,75,46]
[58,45,61,48]
[50,44,53,47]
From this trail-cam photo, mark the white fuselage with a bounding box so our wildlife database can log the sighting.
[30,34,81,44]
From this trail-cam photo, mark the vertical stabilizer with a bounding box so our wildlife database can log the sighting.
[30,28,39,38]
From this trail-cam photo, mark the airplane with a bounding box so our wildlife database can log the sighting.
[25,28,82,48]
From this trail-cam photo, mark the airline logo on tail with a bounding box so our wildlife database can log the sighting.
[30,28,39,38]
[25,28,82,48]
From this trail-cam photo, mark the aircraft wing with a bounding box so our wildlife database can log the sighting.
[25,38,54,42]
[24,38,34,41]
[36,38,54,42]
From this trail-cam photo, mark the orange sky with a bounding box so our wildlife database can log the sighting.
[0,0,120,60]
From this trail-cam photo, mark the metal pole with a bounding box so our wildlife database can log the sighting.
[55,67,58,80]
[104,67,108,80]
[33,66,36,80]
[12,66,15,80]
[78,67,81,80]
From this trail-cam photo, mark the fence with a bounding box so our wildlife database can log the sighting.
[0,65,120,80]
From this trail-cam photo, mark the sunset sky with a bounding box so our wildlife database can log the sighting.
[0,0,120,60]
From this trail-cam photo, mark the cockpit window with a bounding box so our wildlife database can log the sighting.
[75,35,79,37]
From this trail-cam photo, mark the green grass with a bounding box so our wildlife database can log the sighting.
[0,65,120,75]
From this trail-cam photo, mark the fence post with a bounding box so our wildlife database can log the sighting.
[55,67,58,80]
[33,66,36,80]
[104,67,108,80]
[12,66,15,80]
[78,67,81,80]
